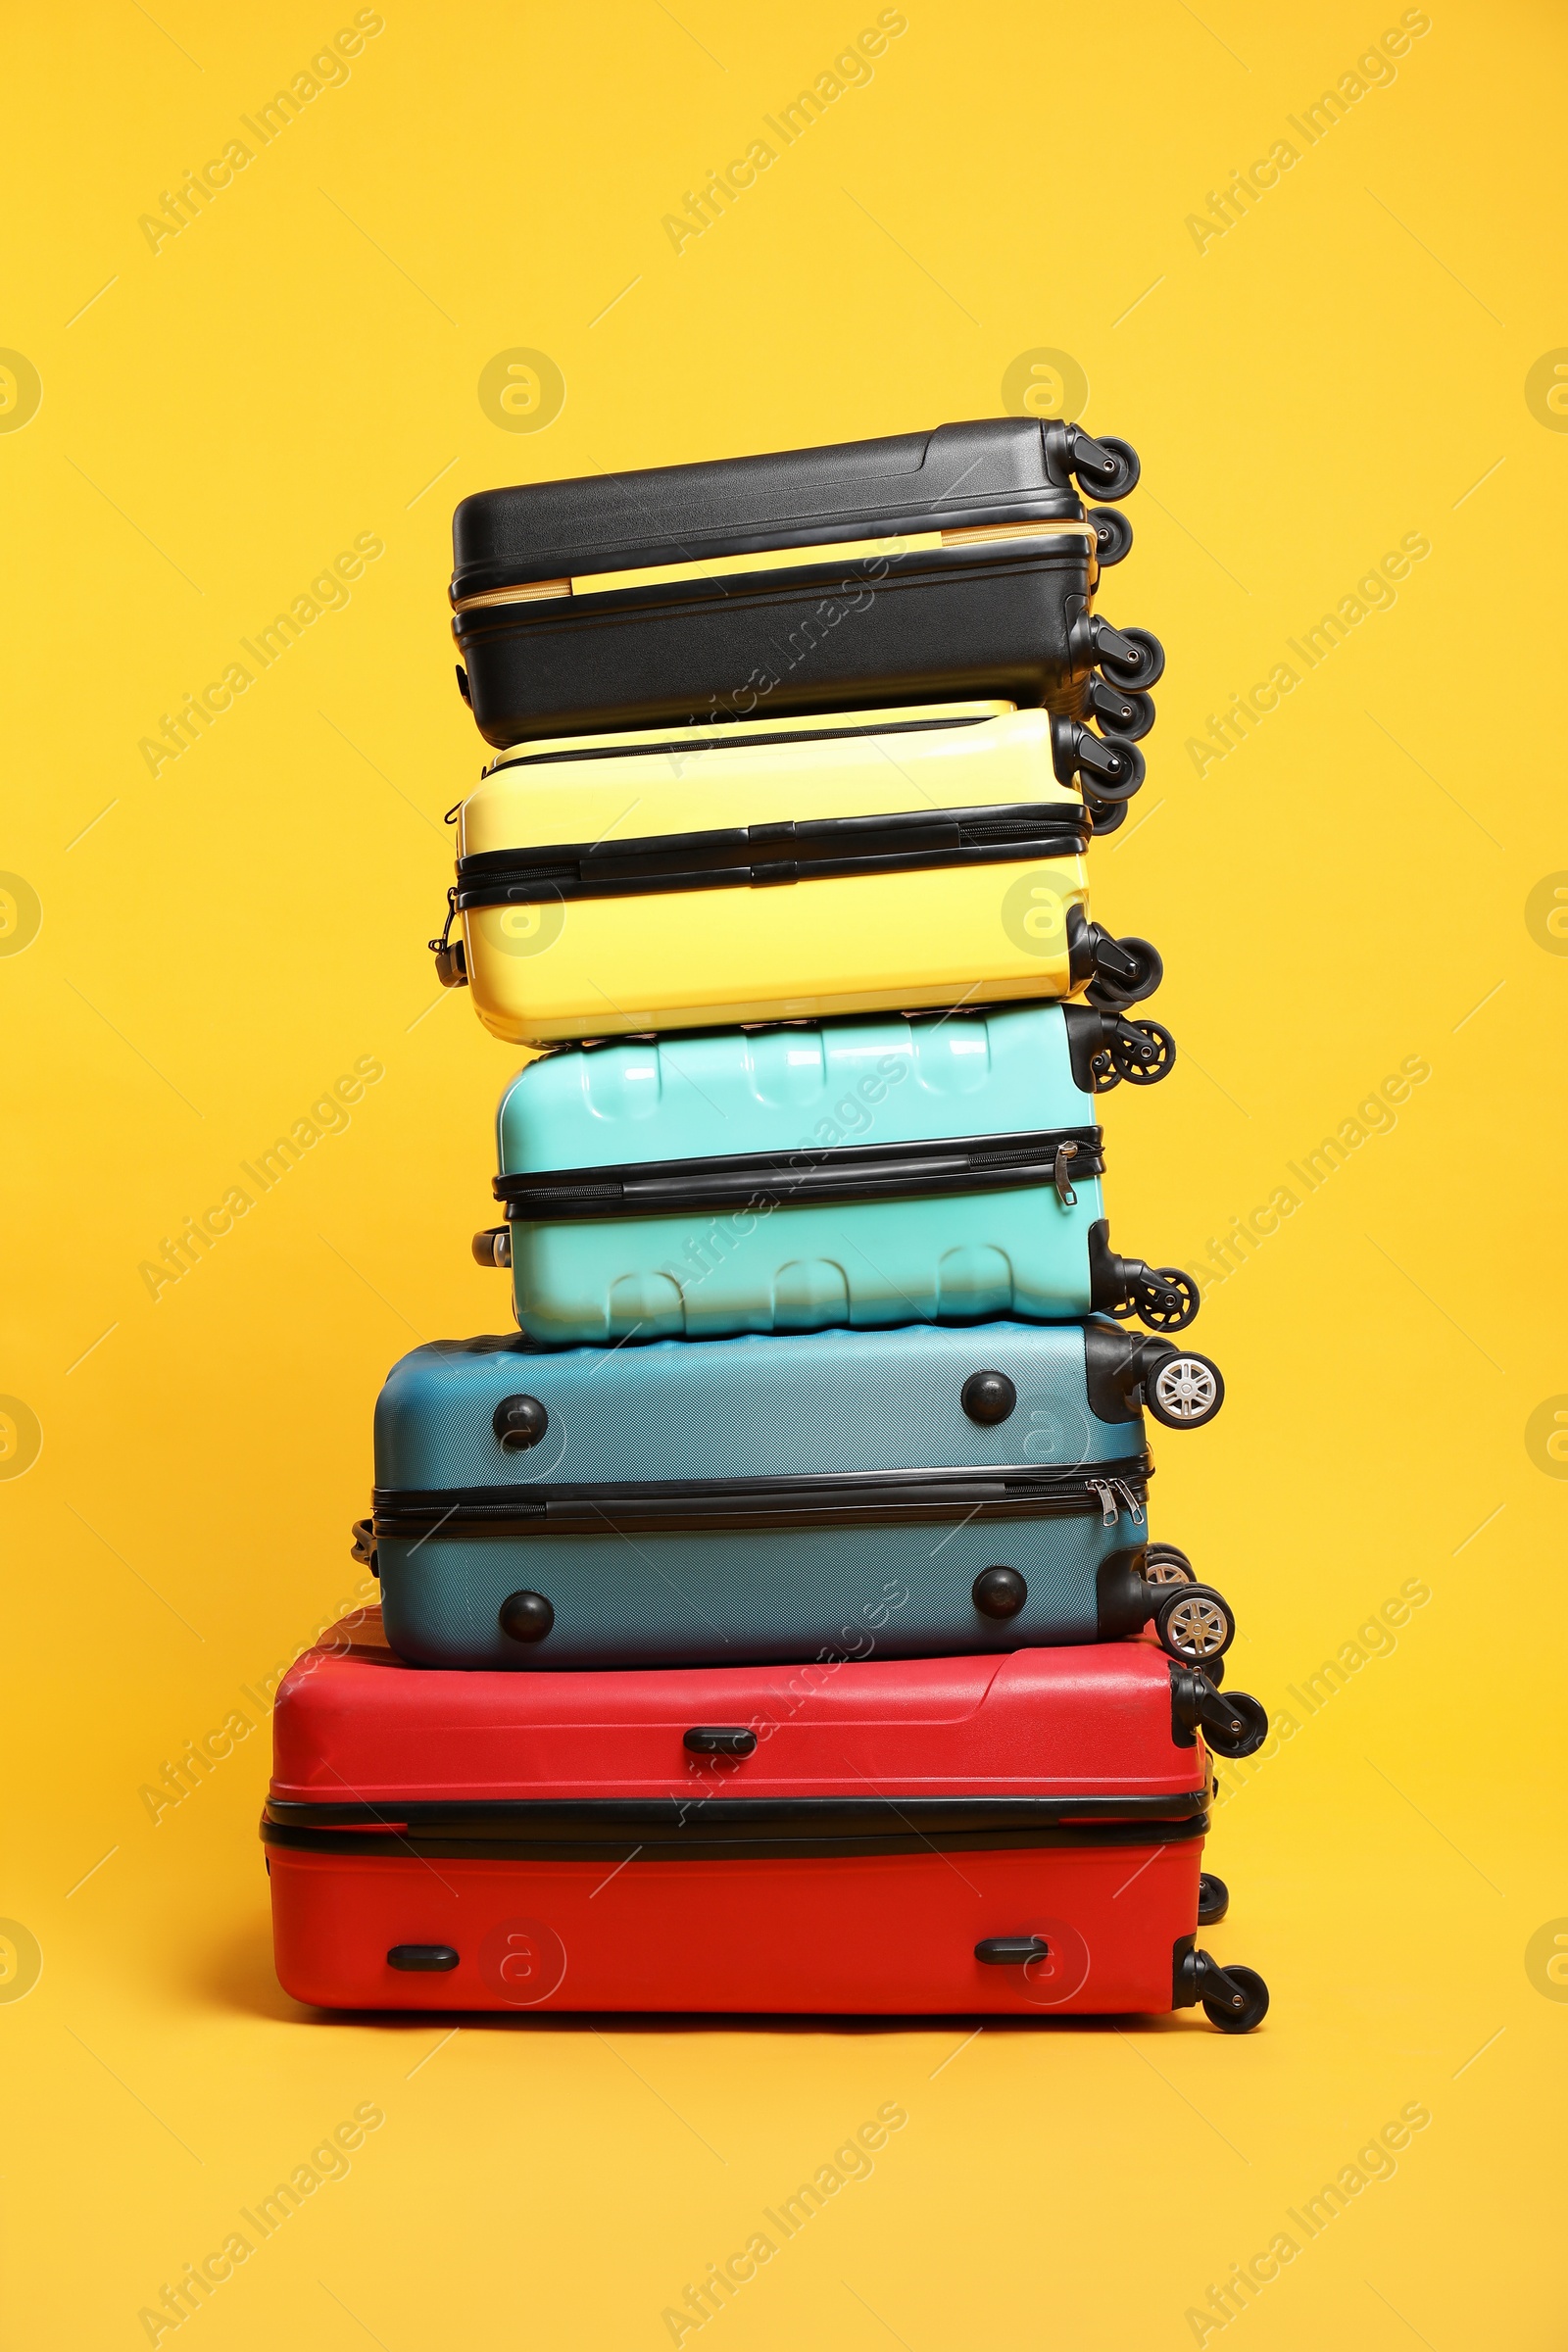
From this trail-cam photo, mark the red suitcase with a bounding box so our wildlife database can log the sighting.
[264,1611,1269,2028]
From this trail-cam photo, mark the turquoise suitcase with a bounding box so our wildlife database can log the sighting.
[474,1004,1193,1347]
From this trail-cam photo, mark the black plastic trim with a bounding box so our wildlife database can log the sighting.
[369,1455,1152,1540]
[494,1126,1104,1220]
[454,802,1090,908]
[263,1790,1207,1863]
[1082,1320,1148,1425]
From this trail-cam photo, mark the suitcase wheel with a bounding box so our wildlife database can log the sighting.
[1066,429,1141,501]
[1086,796,1127,837]
[1094,622,1165,692]
[1175,1944,1269,2031]
[1088,506,1134,566]
[1085,674,1155,741]
[1153,1584,1234,1666]
[1103,1015,1176,1088]
[1198,1873,1230,1927]
[1172,1670,1266,1757]
[1126,1266,1200,1334]
[1054,716,1146,801]
[1083,932,1162,1012]
[1144,1350,1224,1429]
[1202,1962,1269,2034]
[1142,1543,1195,1585]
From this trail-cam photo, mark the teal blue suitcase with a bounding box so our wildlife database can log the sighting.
[474,1004,1193,1347]
[361,1317,1230,1672]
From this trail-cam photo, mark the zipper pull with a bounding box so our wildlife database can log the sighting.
[1052,1141,1079,1207]
[1114,1479,1145,1526]
[429,886,467,988]
[1088,1479,1118,1525]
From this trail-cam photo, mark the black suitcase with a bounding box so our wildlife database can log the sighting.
[450,417,1164,766]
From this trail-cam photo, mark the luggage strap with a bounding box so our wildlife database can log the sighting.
[369,1455,1152,1540]
[492,1126,1105,1220]
[453,801,1091,907]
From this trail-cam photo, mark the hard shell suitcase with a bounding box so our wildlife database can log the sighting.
[430,702,1165,1049]
[449,416,1164,751]
[264,1612,1269,2023]
[362,1319,1230,1674]
[474,1004,1196,1347]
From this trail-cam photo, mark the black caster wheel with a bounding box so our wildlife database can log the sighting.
[1108,1016,1176,1086]
[1099,625,1165,692]
[1071,728,1146,801]
[1087,796,1127,836]
[1145,1350,1225,1429]
[1142,1543,1194,1585]
[1154,1583,1235,1667]
[1085,935,1163,1011]
[1134,1268,1200,1333]
[1086,675,1155,741]
[1200,1688,1266,1756]
[1072,433,1140,501]
[1085,735,1145,800]
[1198,1873,1230,1927]
[1089,506,1134,564]
[1203,1962,1269,2034]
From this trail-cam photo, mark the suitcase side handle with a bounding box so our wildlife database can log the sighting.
[975,1936,1051,1967]
[683,1726,758,1758]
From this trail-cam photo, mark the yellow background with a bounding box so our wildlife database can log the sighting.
[3,2,1564,2343]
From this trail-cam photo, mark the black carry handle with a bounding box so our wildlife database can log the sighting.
[350,1517,378,1576]
[975,1936,1050,1966]
[683,1726,759,1757]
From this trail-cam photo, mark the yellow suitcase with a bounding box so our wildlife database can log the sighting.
[430,702,1164,1048]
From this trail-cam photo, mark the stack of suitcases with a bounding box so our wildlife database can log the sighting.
[266,417,1271,2030]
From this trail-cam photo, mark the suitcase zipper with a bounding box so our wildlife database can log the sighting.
[454,802,1091,908]
[485,708,1000,773]
[370,1455,1152,1540]
[263,1787,1205,1861]
[1087,1478,1147,1528]
[450,518,1098,614]
[491,1125,1105,1222]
